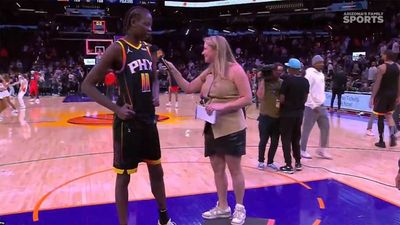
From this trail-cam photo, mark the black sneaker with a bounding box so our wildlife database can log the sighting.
[375,141,386,148]
[295,163,302,171]
[280,165,294,174]
[390,135,397,147]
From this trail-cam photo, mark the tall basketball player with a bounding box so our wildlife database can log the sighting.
[0,74,18,115]
[81,7,174,225]
[370,49,400,148]
[11,74,28,109]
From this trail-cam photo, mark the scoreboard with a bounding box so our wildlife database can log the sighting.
[164,0,282,8]
[58,0,156,4]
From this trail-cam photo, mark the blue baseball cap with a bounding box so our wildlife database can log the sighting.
[285,58,302,69]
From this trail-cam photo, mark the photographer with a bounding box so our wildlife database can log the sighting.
[256,63,283,171]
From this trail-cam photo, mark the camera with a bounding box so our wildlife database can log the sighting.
[257,64,275,80]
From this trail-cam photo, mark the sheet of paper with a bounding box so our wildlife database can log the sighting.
[195,105,216,124]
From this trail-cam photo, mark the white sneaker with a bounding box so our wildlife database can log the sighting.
[0,116,3,121]
[301,150,312,159]
[158,219,176,225]
[11,110,18,115]
[231,204,246,225]
[202,202,231,219]
[175,102,179,108]
[257,162,265,170]
[35,99,40,104]
[166,102,172,107]
[317,148,332,159]
[266,163,279,171]
[366,129,375,136]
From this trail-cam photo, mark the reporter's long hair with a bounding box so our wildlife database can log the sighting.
[204,36,237,79]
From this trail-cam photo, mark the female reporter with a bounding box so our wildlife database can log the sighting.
[165,36,252,225]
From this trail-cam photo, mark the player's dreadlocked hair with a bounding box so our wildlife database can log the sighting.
[123,6,149,34]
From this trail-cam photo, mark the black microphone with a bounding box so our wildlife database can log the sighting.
[159,57,171,71]
[150,44,171,71]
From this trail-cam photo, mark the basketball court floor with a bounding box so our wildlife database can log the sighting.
[0,94,399,225]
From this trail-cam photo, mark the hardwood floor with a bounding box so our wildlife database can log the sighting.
[0,94,399,216]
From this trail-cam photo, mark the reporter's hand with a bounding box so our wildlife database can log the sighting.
[164,60,178,73]
[206,103,226,115]
[116,104,135,120]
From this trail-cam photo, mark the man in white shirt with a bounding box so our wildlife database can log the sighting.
[392,40,399,54]
[300,55,332,159]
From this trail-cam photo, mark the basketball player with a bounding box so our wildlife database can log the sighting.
[81,7,174,225]
[29,70,40,104]
[11,74,28,109]
[0,74,18,114]
[369,49,400,148]
[0,79,8,121]
[166,73,179,108]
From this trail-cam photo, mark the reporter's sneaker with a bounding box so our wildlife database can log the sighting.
[231,204,246,225]
[266,163,279,171]
[257,162,266,170]
[202,202,231,219]
[166,102,172,107]
[175,102,179,108]
[158,219,176,225]
[301,150,312,159]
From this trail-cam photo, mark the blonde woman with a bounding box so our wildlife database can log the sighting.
[166,36,252,225]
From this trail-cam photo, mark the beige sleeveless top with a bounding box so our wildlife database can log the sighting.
[201,74,246,138]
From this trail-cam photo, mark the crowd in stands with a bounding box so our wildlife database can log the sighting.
[1,10,400,96]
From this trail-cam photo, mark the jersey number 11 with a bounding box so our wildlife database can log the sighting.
[141,73,151,92]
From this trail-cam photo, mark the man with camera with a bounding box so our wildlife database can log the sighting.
[256,63,284,171]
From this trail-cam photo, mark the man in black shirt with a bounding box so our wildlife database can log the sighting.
[330,65,347,111]
[279,58,310,174]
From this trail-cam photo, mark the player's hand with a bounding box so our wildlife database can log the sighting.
[116,104,135,120]
[206,103,226,115]
[396,171,400,190]
[153,97,160,107]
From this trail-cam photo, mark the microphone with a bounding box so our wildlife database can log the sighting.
[160,57,171,71]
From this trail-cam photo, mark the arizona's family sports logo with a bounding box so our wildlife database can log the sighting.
[343,12,384,23]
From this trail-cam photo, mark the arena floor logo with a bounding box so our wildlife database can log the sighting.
[343,12,384,24]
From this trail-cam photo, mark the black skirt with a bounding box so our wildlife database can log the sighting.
[204,122,246,157]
